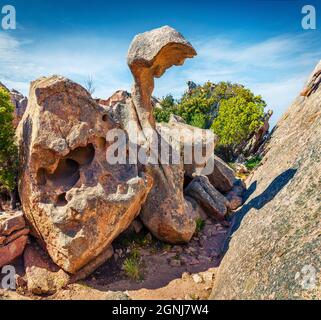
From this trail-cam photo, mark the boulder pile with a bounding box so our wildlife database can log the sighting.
[3,26,245,292]
[0,211,29,267]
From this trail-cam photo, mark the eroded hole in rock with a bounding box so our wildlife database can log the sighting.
[37,168,47,186]
[102,114,108,122]
[67,144,95,166]
[47,159,80,188]
[56,193,68,206]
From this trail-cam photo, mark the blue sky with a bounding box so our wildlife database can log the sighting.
[1,0,320,126]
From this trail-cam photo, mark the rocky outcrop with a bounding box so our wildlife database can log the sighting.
[14,26,241,286]
[97,90,131,108]
[242,110,273,157]
[17,76,152,274]
[210,61,321,300]
[0,211,29,267]
[10,90,28,128]
[122,26,207,243]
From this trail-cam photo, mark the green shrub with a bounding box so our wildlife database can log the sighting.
[154,94,176,123]
[195,218,206,235]
[212,95,265,154]
[0,87,18,192]
[245,156,262,170]
[123,250,143,281]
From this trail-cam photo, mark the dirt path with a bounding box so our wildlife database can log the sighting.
[1,217,231,300]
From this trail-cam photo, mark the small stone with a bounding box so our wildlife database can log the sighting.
[185,247,198,254]
[182,272,190,280]
[131,219,143,234]
[172,245,183,254]
[192,274,203,284]
[115,249,123,257]
[188,258,200,266]
[202,271,215,282]
[15,274,27,289]
[269,292,276,300]
[146,233,153,242]
[169,259,182,267]
[198,255,211,263]
[210,249,221,258]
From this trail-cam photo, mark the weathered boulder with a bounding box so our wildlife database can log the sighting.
[23,241,114,294]
[211,61,321,300]
[97,90,131,108]
[127,25,197,129]
[0,236,28,268]
[202,155,235,193]
[123,26,206,243]
[23,242,70,295]
[185,196,208,221]
[185,176,229,221]
[225,180,246,211]
[17,76,153,274]
[0,211,25,236]
[165,115,217,177]
[0,211,29,267]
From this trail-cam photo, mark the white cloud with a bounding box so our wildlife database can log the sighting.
[0,31,320,127]
[155,33,320,127]
[0,32,132,98]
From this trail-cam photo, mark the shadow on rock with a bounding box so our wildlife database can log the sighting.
[222,168,297,253]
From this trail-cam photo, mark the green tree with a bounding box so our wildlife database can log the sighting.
[154,94,176,123]
[0,87,18,210]
[212,96,266,159]
[176,81,216,126]
[153,81,267,161]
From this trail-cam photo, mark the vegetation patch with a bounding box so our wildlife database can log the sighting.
[195,218,206,236]
[123,249,144,281]
[245,156,262,171]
